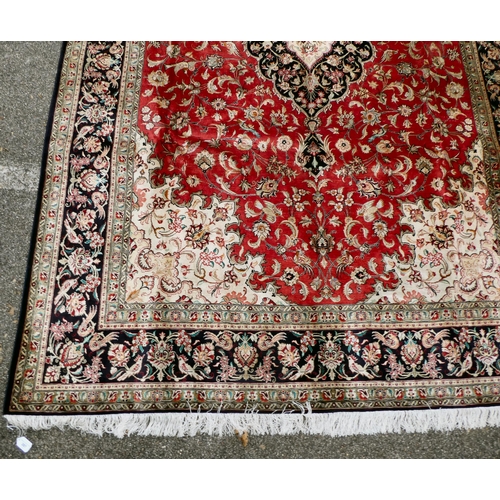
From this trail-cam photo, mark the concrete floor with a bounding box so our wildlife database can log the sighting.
[2,41,500,459]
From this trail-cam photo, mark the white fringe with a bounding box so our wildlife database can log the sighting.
[5,405,500,438]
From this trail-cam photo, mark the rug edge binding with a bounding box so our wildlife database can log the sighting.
[5,405,500,438]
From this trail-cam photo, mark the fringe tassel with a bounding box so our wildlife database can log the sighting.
[5,405,500,438]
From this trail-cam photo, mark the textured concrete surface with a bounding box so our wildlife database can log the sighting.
[2,41,500,459]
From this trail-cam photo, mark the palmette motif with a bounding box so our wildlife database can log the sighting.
[9,41,500,415]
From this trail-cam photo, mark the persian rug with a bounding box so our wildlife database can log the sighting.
[6,41,500,437]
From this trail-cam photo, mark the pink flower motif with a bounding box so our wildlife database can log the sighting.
[108,344,131,367]
[50,319,74,341]
[75,209,96,231]
[193,343,215,367]
[131,330,150,354]
[473,337,499,366]
[66,292,86,316]
[83,359,102,383]
[300,331,316,352]
[79,169,101,192]
[421,252,443,266]
[343,330,361,353]
[318,340,344,370]
[175,330,192,353]
[384,353,405,380]
[199,251,223,267]
[167,212,184,233]
[70,156,91,170]
[67,248,94,275]
[278,343,300,368]
[362,342,382,366]
[83,136,102,153]
[459,327,473,346]
[86,231,104,249]
[79,274,101,293]
[45,365,61,383]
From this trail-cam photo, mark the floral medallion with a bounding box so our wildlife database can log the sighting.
[246,41,374,175]
[247,41,374,115]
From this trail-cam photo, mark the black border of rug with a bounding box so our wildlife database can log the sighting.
[3,41,68,416]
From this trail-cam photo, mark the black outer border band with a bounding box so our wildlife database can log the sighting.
[3,42,68,416]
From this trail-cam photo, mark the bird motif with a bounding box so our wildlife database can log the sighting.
[80,88,98,105]
[116,355,145,381]
[54,278,78,307]
[381,49,398,62]
[455,352,473,377]
[88,331,119,352]
[427,148,457,169]
[373,331,400,349]
[400,177,418,197]
[248,200,282,224]
[294,250,313,273]
[64,217,83,245]
[357,199,384,222]
[72,125,95,146]
[422,329,449,349]
[77,306,97,337]
[177,354,204,380]
[91,191,107,219]
[284,356,315,380]
[257,332,287,351]
[221,42,241,56]
[204,331,233,350]
[238,120,260,138]
[435,149,453,167]
[347,355,375,379]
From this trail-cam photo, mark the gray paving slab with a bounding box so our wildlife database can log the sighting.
[2,41,500,459]
[0,42,62,182]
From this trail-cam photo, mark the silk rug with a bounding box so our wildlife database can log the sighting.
[6,41,500,437]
